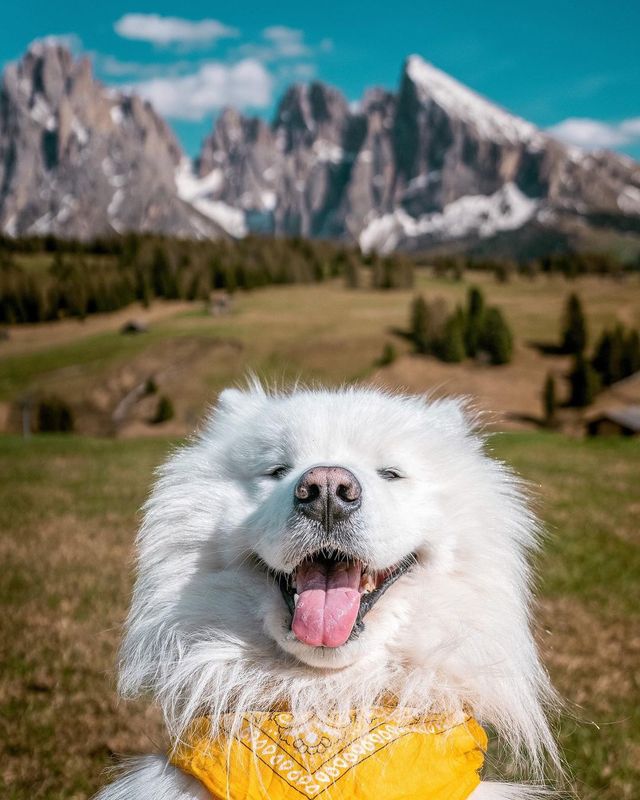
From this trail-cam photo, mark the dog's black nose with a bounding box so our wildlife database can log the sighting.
[295,466,361,527]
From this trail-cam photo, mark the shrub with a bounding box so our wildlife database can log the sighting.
[377,342,397,367]
[151,395,175,424]
[36,396,74,432]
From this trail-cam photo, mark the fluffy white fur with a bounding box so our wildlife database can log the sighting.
[96,384,559,799]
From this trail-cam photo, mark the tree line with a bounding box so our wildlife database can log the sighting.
[0,234,416,324]
[429,251,637,280]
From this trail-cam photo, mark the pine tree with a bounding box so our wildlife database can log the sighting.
[480,307,513,365]
[542,373,557,426]
[561,293,587,354]
[591,330,614,385]
[622,329,640,377]
[438,312,466,363]
[568,355,600,407]
[343,256,360,289]
[609,325,626,383]
[464,286,485,357]
[151,245,178,299]
[410,295,430,354]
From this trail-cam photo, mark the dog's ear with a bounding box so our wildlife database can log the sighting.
[216,387,256,413]
[203,385,267,432]
[420,396,477,438]
[216,376,268,414]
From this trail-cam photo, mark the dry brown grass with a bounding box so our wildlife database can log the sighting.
[0,433,638,799]
[0,437,168,799]
[0,273,639,798]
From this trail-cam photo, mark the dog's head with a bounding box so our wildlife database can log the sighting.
[119,384,556,769]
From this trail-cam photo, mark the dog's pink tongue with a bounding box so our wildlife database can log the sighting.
[292,560,361,647]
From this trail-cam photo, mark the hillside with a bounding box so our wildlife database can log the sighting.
[1,268,639,437]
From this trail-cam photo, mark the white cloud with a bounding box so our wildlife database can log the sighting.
[262,26,309,58]
[94,53,192,78]
[548,117,640,151]
[128,59,273,120]
[283,63,317,81]
[236,27,333,63]
[621,118,640,138]
[114,14,239,47]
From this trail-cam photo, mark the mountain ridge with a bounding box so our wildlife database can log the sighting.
[1,44,639,256]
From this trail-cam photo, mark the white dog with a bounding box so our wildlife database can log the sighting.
[96,384,559,800]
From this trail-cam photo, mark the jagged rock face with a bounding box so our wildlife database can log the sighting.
[0,44,220,238]
[197,55,640,252]
[1,46,639,251]
[197,82,372,238]
[196,108,277,231]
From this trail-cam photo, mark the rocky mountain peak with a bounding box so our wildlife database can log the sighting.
[194,53,640,252]
[1,44,639,254]
[0,44,220,239]
[274,81,350,151]
[401,54,541,146]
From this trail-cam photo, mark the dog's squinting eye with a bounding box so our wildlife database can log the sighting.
[377,468,405,481]
[265,465,290,479]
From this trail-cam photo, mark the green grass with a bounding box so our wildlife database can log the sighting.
[493,433,640,798]
[0,432,638,798]
[493,433,640,615]
[0,330,158,400]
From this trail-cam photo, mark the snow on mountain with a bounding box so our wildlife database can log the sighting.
[359,183,539,254]
[175,159,247,237]
[193,53,640,253]
[404,55,543,146]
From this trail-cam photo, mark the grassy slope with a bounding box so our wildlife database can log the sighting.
[2,271,639,405]
[0,433,638,799]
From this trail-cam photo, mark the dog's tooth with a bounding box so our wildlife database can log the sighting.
[360,574,375,593]
[294,593,299,606]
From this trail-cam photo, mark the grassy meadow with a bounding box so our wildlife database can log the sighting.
[0,268,639,798]
[1,268,640,436]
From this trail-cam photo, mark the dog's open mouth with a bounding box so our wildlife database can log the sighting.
[274,549,416,649]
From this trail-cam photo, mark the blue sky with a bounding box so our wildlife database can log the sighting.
[2,1,640,159]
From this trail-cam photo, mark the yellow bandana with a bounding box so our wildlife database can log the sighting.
[170,707,487,800]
